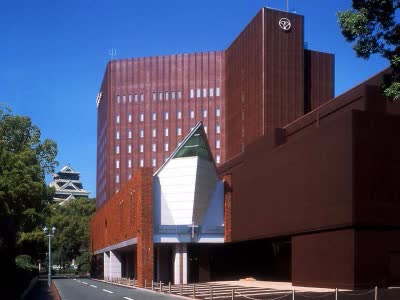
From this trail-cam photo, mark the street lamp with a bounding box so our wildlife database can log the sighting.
[43,226,56,286]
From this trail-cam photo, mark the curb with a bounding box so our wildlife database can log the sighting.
[51,281,62,300]
[20,276,38,300]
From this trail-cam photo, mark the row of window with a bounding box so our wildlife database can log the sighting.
[115,124,220,140]
[116,108,221,124]
[115,88,221,104]
[190,88,220,99]
[114,154,222,183]
[115,139,221,155]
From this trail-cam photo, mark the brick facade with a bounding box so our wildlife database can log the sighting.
[90,168,153,286]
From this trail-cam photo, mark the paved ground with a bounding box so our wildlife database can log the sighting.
[25,277,54,300]
[53,278,182,300]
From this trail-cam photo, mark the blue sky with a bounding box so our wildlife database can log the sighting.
[0,0,388,198]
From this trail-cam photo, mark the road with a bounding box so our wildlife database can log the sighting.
[54,278,182,300]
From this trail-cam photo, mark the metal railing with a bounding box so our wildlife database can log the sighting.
[102,278,397,300]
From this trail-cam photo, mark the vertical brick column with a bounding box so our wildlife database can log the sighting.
[223,175,232,242]
[136,168,154,287]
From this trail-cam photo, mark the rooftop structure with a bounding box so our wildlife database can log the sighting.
[50,165,90,205]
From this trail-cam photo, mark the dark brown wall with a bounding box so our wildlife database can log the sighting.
[225,10,263,159]
[304,50,335,113]
[225,8,307,161]
[355,230,400,287]
[292,230,355,289]
[225,109,354,242]
[220,69,399,243]
[263,9,305,133]
[353,110,400,227]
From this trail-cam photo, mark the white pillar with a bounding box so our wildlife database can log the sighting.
[104,251,110,279]
[110,250,122,278]
[173,244,188,284]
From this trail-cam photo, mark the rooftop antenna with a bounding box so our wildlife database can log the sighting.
[108,48,117,61]
[286,0,289,12]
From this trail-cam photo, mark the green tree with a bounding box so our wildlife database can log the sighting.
[337,0,400,100]
[48,198,95,264]
[0,105,58,297]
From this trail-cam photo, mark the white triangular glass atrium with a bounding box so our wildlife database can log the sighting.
[153,121,224,243]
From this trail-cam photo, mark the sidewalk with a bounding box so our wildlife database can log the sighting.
[215,280,335,292]
[25,277,54,300]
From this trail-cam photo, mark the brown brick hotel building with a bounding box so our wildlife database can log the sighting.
[91,7,400,289]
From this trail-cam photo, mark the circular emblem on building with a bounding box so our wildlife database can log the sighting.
[279,18,291,31]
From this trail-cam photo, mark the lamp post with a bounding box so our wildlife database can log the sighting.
[43,226,56,286]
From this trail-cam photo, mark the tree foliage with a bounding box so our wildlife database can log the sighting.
[338,0,400,100]
[0,105,58,297]
[48,198,95,262]
[0,105,58,220]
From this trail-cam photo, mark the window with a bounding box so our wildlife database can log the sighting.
[216,87,221,96]
[190,89,194,98]
[153,92,156,101]
[177,111,182,119]
[115,174,119,183]
[178,142,182,147]
[216,124,220,134]
[128,114,132,122]
[216,108,220,117]
[165,91,169,100]
[122,95,126,103]
[159,92,162,101]
[171,91,175,99]
[152,112,156,121]
[152,128,156,137]
[190,110,194,119]
[152,143,156,152]
[140,144,144,153]
[204,126,207,133]
[164,128,169,136]
[216,155,221,164]
[116,95,120,103]
[128,159,132,168]
[203,109,207,118]
[128,174,132,180]
[128,130,132,139]
[196,89,201,98]
[116,115,120,123]
[140,129,144,138]
[164,111,169,120]
[134,94,138,102]
[178,90,182,99]
[116,131,120,140]
[128,144,132,153]
[177,127,182,136]
[190,127,194,132]
[216,140,220,149]
[152,158,156,167]
[129,94,132,103]
[164,143,169,151]
[116,145,120,154]
[140,113,144,122]
[140,159,144,167]
[140,93,144,102]
[116,160,120,169]
[203,88,207,97]
[209,88,214,97]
